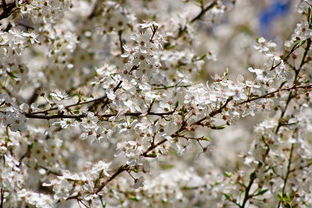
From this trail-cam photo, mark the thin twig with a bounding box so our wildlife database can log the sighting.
[0,188,4,208]
[190,1,217,23]
[24,110,176,120]
[30,81,123,115]
[118,30,124,54]
[237,84,312,106]
[95,165,129,194]
[0,1,17,21]
[276,144,294,208]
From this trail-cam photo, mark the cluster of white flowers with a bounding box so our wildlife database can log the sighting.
[1,0,312,207]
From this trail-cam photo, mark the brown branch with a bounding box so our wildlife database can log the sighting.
[192,96,233,126]
[277,144,294,208]
[236,84,312,106]
[118,30,125,54]
[24,110,176,120]
[24,113,86,120]
[29,95,107,115]
[239,38,312,208]
[274,40,311,207]
[27,87,41,105]
[275,39,311,134]
[270,39,306,71]
[88,0,102,19]
[152,84,191,90]
[63,83,310,198]
[139,83,312,168]
[30,81,123,115]
[172,0,217,40]
[141,96,233,157]
[141,138,167,157]
[240,172,256,208]
[95,164,129,194]
[0,1,17,21]
[0,187,3,208]
[175,135,209,141]
[298,38,311,70]
[240,137,270,208]
[190,1,217,23]
[150,24,158,42]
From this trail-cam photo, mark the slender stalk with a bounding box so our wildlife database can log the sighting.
[95,165,129,194]
[118,30,125,54]
[24,110,176,120]
[277,144,294,208]
[190,1,217,23]
[29,81,123,115]
[0,188,4,208]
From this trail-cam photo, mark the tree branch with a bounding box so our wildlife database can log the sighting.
[24,109,176,120]
[29,81,123,115]
[94,164,129,194]
[190,1,217,23]
[0,1,17,21]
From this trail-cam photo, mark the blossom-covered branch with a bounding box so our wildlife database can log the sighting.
[1,0,312,207]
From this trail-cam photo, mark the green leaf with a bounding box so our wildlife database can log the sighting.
[277,192,292,203]
[193,53,207,62]
[197,0,204,4]
[164,44,175,49]
[223,67,229,77]
[224,171,232,177]
[146,153,157,158]
[202,137,210,141]
[159,163,174,170]
[99,196,106,208]
[211,125,226,130]
[214,181,221,185]
[294,39,307,48]
[255,189,269,196]
[175,101,179,109]
[128,195,140,201]
[182,186,195,190]
[284,193,291,202]
[286,122,298,126]
[224,193,232,201]
[6,71,18,79]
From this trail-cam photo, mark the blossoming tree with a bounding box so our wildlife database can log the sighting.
[1,0,312,207]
